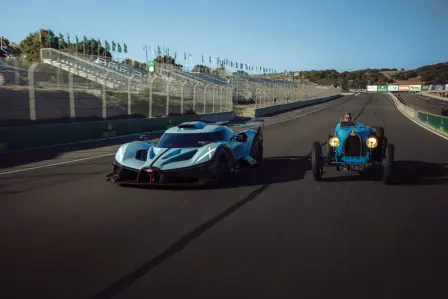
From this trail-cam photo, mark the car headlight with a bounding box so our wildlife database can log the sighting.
[329,137,340,147]
[366,137,378,148]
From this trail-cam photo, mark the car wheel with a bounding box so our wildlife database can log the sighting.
[374,126,385,139]
[254,142,263,166]
[311,141,323,181]
[382,143,394,184]
[215,154,231,185]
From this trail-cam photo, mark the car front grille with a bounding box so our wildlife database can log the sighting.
[344,134,363,156]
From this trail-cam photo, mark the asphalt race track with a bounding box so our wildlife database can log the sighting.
[399,92,448,115]
[1,93,447,299]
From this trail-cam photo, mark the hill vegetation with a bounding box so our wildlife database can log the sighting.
[298,63,448,90]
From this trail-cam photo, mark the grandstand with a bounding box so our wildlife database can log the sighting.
[0,46,340,125]
[38,47,309,102]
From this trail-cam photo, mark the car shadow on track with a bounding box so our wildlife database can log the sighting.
[225,155,311,188]
[321,161,448,186]
[390,161,448,186]
[126,156,311,191]
[0,132,163,170]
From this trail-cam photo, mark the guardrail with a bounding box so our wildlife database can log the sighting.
[0,111,236,151]
[0,92,346,152]
[390,92,448,139]
[254,94,342,117]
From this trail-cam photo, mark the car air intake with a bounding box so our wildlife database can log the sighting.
[135,149,148,161]
[344,134,363,156]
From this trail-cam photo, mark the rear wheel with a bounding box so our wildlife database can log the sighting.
[374,126,385,139]
[311,141,323,181]
[382,143,394,184]
[254,141,263,166]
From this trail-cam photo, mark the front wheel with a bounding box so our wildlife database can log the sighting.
[382,143,394,184]
[311,141,323,181]
[254,142,263,166]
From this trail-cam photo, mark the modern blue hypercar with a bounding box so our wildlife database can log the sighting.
[310,119,395,184]
[106,118,264,186]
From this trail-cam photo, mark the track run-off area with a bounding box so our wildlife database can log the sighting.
[1,93,447,299]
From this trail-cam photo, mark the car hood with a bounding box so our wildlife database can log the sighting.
[335,124,372,141]
[116,141,222,171]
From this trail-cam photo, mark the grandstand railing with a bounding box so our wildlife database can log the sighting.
[0,56,341,126]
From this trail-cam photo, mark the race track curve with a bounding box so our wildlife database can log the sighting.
[1,93,447,299]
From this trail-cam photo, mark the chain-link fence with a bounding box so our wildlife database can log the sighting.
[0,50,341,127]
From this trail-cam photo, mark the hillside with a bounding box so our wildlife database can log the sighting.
[294,63,448,89]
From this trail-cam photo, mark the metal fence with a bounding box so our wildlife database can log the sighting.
[0,53,341,127]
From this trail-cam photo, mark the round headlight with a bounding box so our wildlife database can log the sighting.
[329,137,340,147]
[366,137,378,148]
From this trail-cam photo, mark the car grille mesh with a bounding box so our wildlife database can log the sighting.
[344,134,363,156]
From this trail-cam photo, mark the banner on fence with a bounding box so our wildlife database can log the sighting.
[377,85,388,92]
[388,85,399,92]
[367,85,377,92]
[429,84,446,91]
[409,85,422,92]
[399,85,410,91]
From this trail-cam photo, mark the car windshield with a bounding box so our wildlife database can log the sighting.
[156,131,228,148]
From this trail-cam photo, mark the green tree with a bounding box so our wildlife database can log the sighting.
[19,29,112,63]
[192,64,210,73]
[19,31,42,62]
[213,67,226,76]
[155,55,183,69]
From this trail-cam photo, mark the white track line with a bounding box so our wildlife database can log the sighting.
[0,96,353,175]
[0,153,115,176]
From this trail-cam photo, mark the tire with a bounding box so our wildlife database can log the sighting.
[255,142,263,165]
[382,143,394,184]
[311,141,323,181]
[374,126,385,139]
[214,153,231,185]
[381,137,388,158]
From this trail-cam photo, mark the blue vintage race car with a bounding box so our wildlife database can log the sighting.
[106,118,264,186]
[310,118,395,184]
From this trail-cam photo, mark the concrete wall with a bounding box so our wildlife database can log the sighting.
[0,111,235,151]
[254,95,342,117]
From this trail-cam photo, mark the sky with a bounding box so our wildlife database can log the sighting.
[1,0,447,72]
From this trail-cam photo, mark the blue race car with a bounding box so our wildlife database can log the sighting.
[310,118,395,184]
[106,118,264,186]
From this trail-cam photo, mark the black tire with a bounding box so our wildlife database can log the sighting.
[374,126,385,139]
[214,153,231,185]
[382,143,394,184]
[253,140,263,167]
[381,136,388,158]
[311,141,323,181]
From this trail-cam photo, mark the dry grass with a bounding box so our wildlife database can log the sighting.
[380,71,424,85]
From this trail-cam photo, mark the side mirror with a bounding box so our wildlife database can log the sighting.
[140,135,149,141]
[234,133,248,143]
